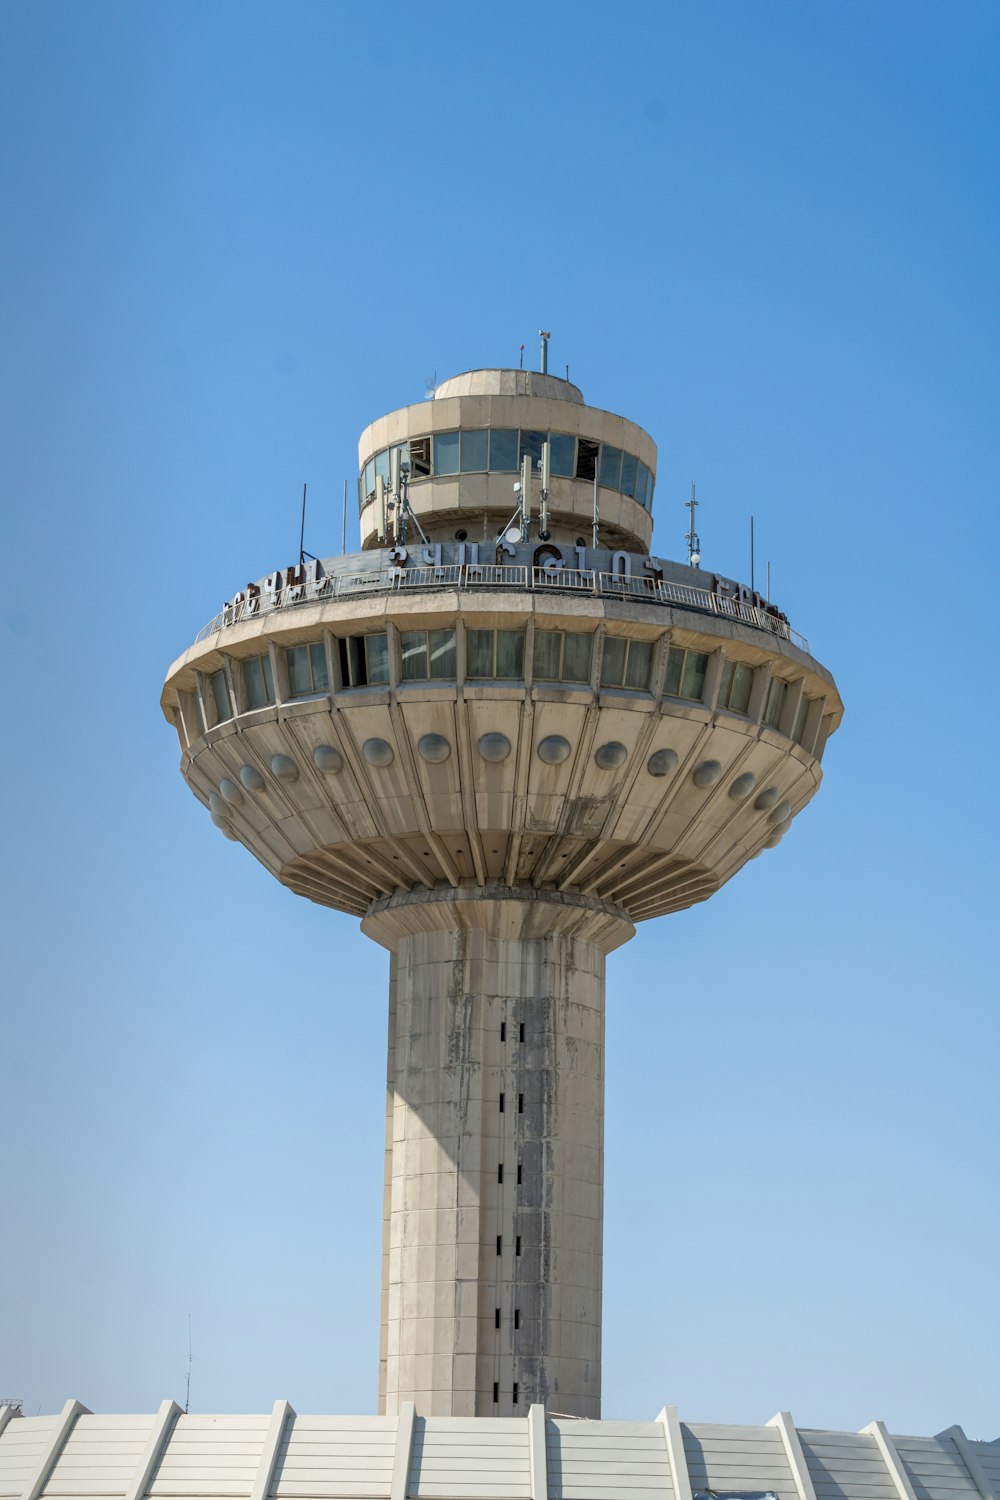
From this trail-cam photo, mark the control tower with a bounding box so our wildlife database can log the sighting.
[161,351,842,1422]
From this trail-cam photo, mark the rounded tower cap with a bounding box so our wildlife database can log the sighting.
[431,368,584,403]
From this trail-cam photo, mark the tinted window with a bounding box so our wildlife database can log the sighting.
[550,433,576,476]
[460,429,488,471]
[599,445,622,489]
[489,429,518,471]
[434,431,459,475]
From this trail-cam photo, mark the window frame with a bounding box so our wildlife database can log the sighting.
[242,652,275,710]
[664,645,710,702]
[533,628,594,685]
[399,628,458,682]
[465,627,526,680]
[338,632,390,688]
[286,641,330,699]
[600,636,654,691]
[207,667,233,723]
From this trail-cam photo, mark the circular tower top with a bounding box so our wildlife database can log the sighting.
[357,368,656,554]
[431,369,585,402]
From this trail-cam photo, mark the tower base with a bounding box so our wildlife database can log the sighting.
[363,886,633,1417]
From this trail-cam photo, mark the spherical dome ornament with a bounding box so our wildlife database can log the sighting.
[363,738,395,768]
[208,792,227,817]
[647,747,678,777]
[768,798,793,826]
[220,827,239,842]
[754,785,780,811]
[729,772,757,800]
[478,732,511,763]
[239,765,266,792]
[313,745,344,774]
[692,759,722,788]
[209,809,231,830]
[537,735,571,765]
[271,754,299,782]
[418,733,451,764]
[218,777,243,806]
[763,829,784,849]
[594,742,628,770]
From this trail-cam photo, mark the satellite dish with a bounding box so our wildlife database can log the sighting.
[423,373,437,401]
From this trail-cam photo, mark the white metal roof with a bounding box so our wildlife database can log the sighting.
[1,1404,996,1500]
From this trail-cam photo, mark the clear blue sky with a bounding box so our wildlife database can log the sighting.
[2,0,998,1437]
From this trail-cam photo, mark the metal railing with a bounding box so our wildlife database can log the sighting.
[196,564,808,653]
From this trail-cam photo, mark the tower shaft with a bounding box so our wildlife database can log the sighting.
[365,888,632,1417]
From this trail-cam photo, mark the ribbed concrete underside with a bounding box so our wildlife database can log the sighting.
[281,837,717,920]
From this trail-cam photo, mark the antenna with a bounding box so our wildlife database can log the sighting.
[750,515,756,595]
[342,479,347,555]
[184,1314,192,1414]
[592,467,599,549]
[767,559,771,601]
[298,483,317,565]
[539,440,551,539]
[685,483,701,568]
[376,474,386,546]
[539,330,551,374]
[519,343,525,370]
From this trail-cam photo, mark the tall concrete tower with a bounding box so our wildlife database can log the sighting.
[161,359,842,1422]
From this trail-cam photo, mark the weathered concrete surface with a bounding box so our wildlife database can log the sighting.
[365,888,632,1418]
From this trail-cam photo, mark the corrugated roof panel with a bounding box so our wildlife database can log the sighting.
[409,1417,530,1499]
[547,1419,670,1500]
[970,1445,1000,1491]
[0,1416,60,1498]
[891,1436,981,1500]
[799,1431,899,1500]
[41,1415,157,1499]
[148,1417,270,1499]
[271,1416,396,1498]
[5,1411,997,1500]
[682,1423,795,1500]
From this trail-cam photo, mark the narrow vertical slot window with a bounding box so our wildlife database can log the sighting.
[498,1164,504,1183]
[518,1093,524,1113]
[499,1092,505,1113]
[512,1383,519,1404]
[243,654,275,710]
[763,676,788,729]
[515,1236,521,1256]
[496,1236,502,1255]
[493,1382,499,1404]
[793,691,811,744]
[208,669,232,723]
[514,1309,520,1329]
[495,1308,501,1329]
[519,1023,525,1043]
[500,1022,506,1042]
[516,1164,522,1185]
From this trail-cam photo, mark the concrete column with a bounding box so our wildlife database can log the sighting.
[363,887,633,1420]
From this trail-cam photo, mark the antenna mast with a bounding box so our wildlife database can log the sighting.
[685,483,702,567]
[539,330,550,374]
[184,1314,192,1414]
